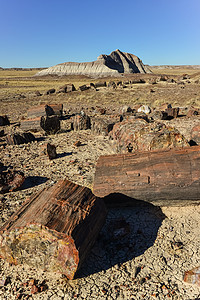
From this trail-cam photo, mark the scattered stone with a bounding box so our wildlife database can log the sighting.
[73,141,82,147]
[45,88,56,95]
[183,266,200,286]
[0,130,4,137]
[137,105,151,114]
[47,143,57,160]
[0,168,25,193]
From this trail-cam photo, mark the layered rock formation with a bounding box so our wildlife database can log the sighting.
[35,49,151,77]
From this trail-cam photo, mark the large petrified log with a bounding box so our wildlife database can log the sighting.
[0,180,107,279]
[93,146,200,206]
[109,119,189,153]
[27,104,63,119]
[20,117,42,132]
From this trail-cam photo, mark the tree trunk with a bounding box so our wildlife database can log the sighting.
[93,146,200,206]
[20,117,42,132]
[0,180,107,279]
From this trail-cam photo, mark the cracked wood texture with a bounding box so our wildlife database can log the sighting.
[93,146,200,206]
[0,179,107,279]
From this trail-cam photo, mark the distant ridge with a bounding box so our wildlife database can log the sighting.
[35,49,152,77]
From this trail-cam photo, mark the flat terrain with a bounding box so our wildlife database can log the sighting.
[0,68,200,299]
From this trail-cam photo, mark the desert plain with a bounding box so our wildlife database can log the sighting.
[0,65,200,299]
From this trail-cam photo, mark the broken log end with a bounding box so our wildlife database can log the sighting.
[0,223,79,280]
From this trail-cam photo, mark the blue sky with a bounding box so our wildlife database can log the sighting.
[0,0,200,67]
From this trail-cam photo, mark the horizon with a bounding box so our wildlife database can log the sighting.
[0,0,200,68]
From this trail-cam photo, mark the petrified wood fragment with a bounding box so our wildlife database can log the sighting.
[0,167,25,193]
[109,119,189,153]
[93,146,200,206]
[0,116,10,126]
[0,180,107,279]
[20,117,42,132]
[6,132,35,145]
[40,116,60,134]
[72,114,91,131]
[47,143,57,159]
[91,115,121,136]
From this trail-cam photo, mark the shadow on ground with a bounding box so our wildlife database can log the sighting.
[21,176,49,190]
[76,193,166,278]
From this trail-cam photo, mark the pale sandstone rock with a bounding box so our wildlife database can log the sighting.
[35,49,152,77]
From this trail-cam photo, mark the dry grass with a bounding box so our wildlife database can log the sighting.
[0,69,200,122]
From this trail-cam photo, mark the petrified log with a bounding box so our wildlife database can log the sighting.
[72,113,91,131]
[27,104,63,119]
[109,119,189,153]
[79,85,89,92]
[0,180,107,279]
[40,115,60,134]
[93,146,200,206]
[0,116,10,126]
[0,168,25,193]
[191,124,200,145]
[94,82,106,88]
[20,117,42,132]
[91,115,121,136]
[6,132,35,145]
[57,84,76,93]
[164,107,179,119]
[45,104,63,117]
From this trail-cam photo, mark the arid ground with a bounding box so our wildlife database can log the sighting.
[0,67,200,299]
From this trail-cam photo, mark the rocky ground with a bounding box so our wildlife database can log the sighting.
[0,73,200,299]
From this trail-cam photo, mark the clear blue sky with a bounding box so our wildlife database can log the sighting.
[0,0,200,67]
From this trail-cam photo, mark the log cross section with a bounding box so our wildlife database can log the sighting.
[0,180,107,279]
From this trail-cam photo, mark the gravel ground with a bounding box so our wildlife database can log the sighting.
[0,121,200,299]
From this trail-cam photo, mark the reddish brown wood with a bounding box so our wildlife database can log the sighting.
[27,104,63,119]
[20,117,42,132]
[0,180,107,279]
[91,115,121,136]
[191,123,200,145]
[0,168,25,193]
[93,146,200,206]
[72,114,91,131]
[109,119,189,153]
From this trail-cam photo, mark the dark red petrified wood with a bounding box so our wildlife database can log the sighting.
[0,179,107,279]
[93,146,200,206]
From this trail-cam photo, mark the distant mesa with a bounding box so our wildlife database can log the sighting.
[35,49,152,77]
